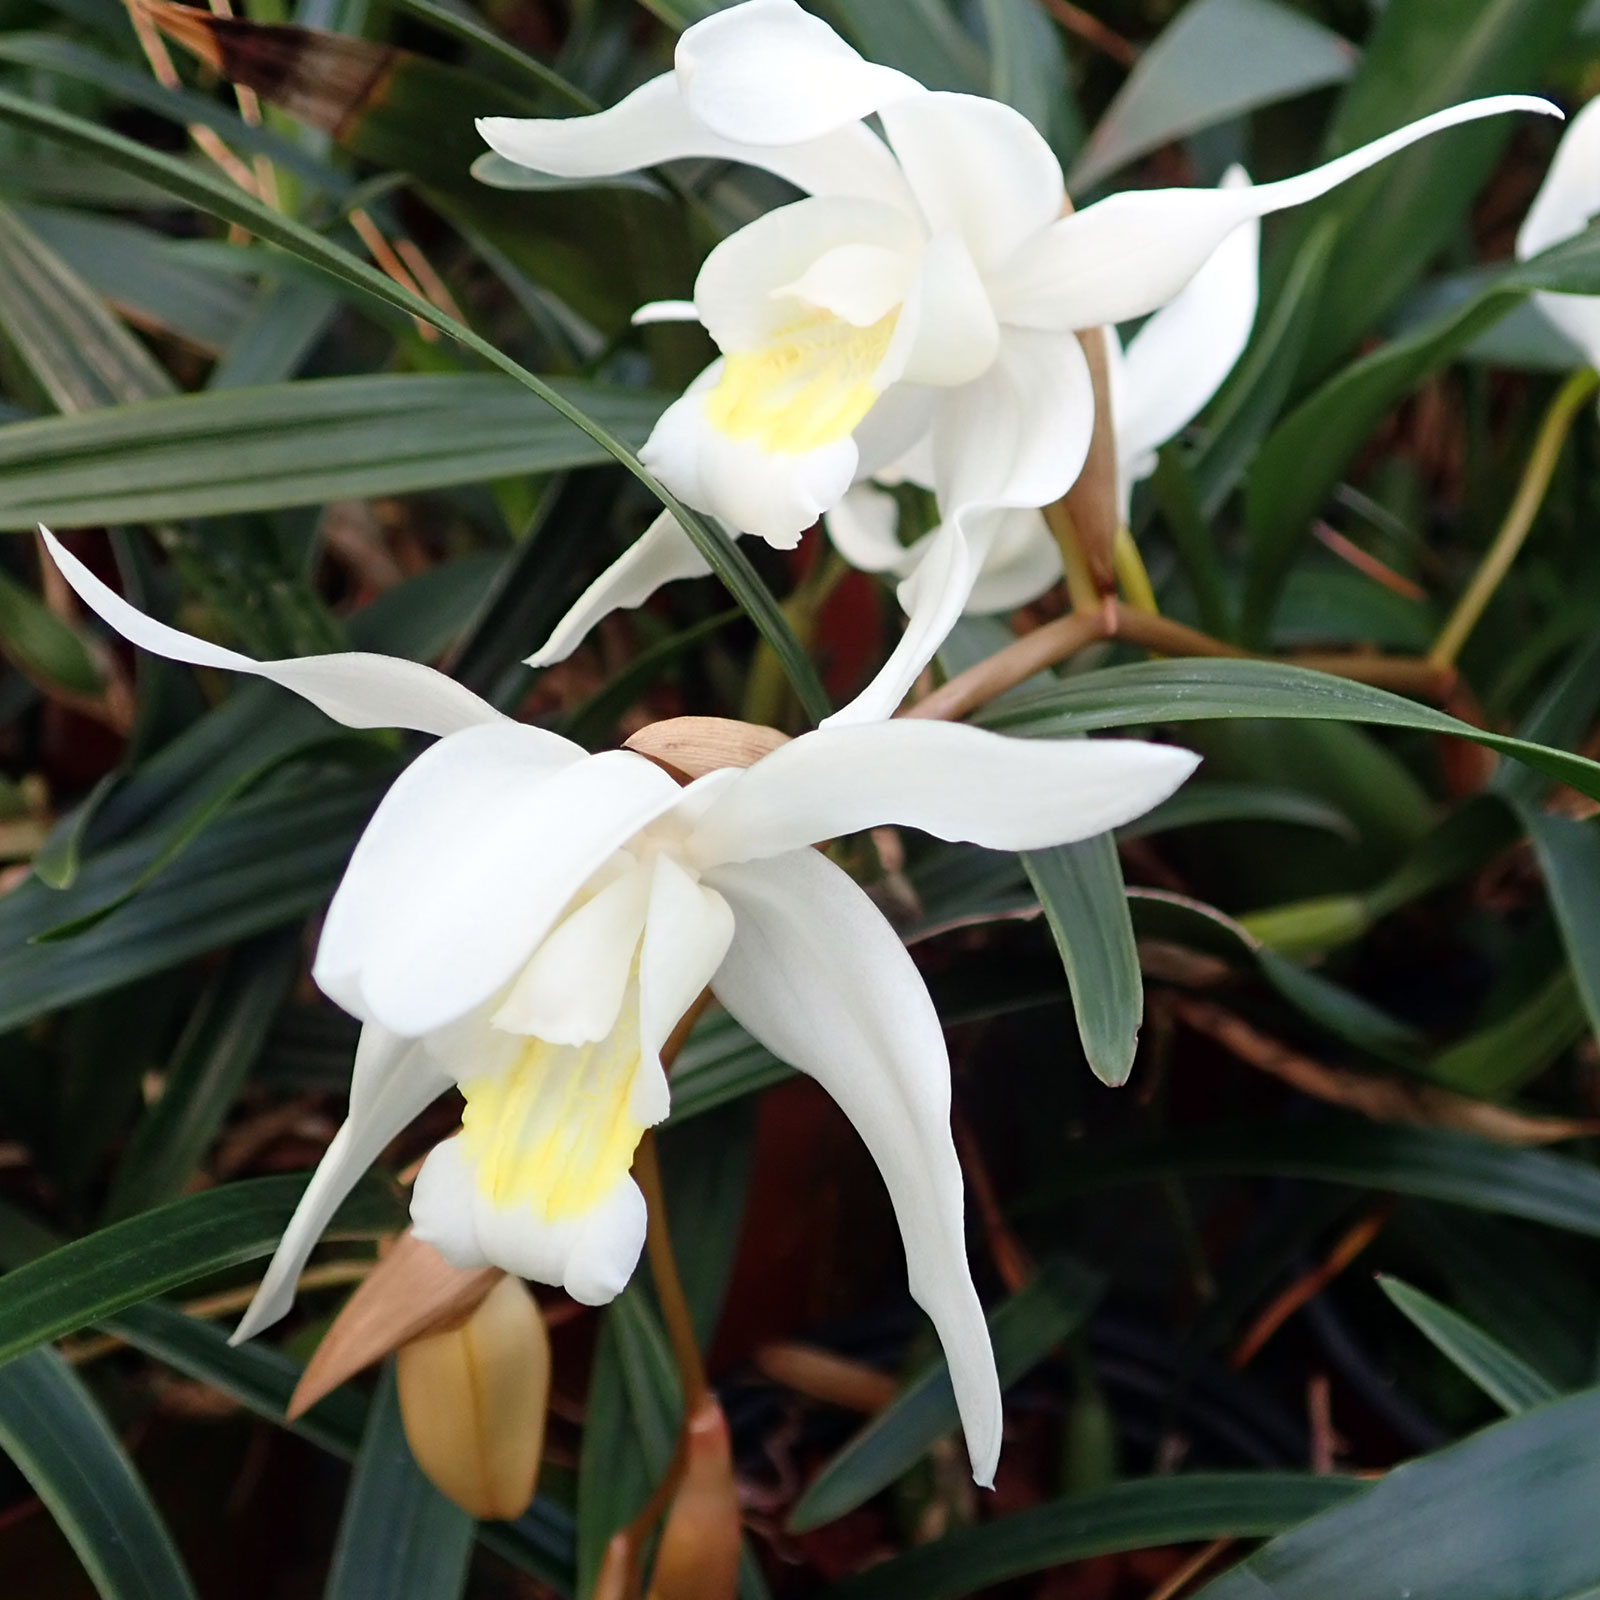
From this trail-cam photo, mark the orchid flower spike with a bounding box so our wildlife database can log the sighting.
[481,0,1554,720]
[827,166,1261,617]
[1517,95,1600,370]
[42,529,1199,1487]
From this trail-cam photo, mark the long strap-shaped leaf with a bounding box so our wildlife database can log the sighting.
[0,89,832,725]
[0,1346,200,1600]
[324,1366,475,1600]
[979,658,1600,803]
[0,1173,402,1365]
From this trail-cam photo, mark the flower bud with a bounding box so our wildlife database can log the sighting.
[645,1397,741,1600]
[396,1274,550,1521]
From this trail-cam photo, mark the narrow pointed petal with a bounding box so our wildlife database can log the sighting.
[43,529,502,738]
[1116,167,1259,475]
[705,849,1001,1484]
[692,720,1197,862]
[677,0,920,147]
[315,727,684,1037]
[964,509,1062,614]
[232,1033,451,1343]
[880,92,1064,273]
[478,72,910,206]
[410,1134,648,1306]
[526,511,712,669]
[994,96,1559,331]
[825,515,976,724]
[633,300,701,325]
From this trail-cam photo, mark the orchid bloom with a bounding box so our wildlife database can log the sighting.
[1518,95,1600,370]
[43,529,1197,1485]
[826,168,1261,616]
[480,0,1551,720]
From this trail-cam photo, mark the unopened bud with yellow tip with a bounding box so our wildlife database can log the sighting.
[396,1273,551,1522]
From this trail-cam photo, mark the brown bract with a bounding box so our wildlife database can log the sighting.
[624,715,790,780]
[287,1230,502,1419]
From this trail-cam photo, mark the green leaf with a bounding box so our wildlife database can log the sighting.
[978,658,1600,804]
[1522,810,1600,1043]
[1297,0,1587,379]
[1122,782,1354,842]
[0,563,104,694]
[1046,1119,1600,1241]
[1024,837,1143,1086]
[1244,222,1600,640]
[978,0,1076,157]
[0,374,666,529]
[826,0,986,92]
[668,1009,793,1124]
[1425,968,1586,1097]
[1376,1274,1560,1415]
[0,1346,199,1600]
[0,88,831,723]
[104,933,301,1220]
[1193,1387,1600,1599]
[790,1259,1102,1532]
[0,776,383,1031]
[1189,214,1342,522]
[1069,0,1357,190]
[0,1172,402,1365]
[823,1474,1363,1600]
[324,1365,475,1600]
[0,193,174,411]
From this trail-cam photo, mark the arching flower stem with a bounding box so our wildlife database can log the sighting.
[1428,365,1599,670]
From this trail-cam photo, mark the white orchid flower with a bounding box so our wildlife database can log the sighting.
[42,529,1198,1486]
[480,0,1552,720]
[827,169,1262,616]
[1517,95,1600,369]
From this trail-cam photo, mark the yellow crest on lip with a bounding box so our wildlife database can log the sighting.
[458,985,646,1222]
[703,309,897,455]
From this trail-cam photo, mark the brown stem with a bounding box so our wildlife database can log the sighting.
[1038,0,1139,66]
[902,600,1455,724]
[1058,327,1120,596]
[634,1130,709,1415]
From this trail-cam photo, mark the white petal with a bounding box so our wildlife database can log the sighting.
[411,1135,648,1306]
[825,482,917,576]
[1116,166,1259,474]
[934,328,1094,514]
[478,72,910,207]
[885,230,1002,389]
[42,529,501,739]
[692,722,1199,863]
[880,92,1065,273]
[964,509,1062,613]
[677,0,920,147]
[525,511,712,668]
[232,1031,450,1343]
[493,864,653,1044]
[851,385,939,482]
[1518,97,1600,369]
[693,195,921,353]
[778,242,917,328]
[633,299,701,325]
[636,854,735,1124]
[641,376,859,548]
[1518,95,1600,260]
[314,722,586,1018]
[994,95,1559,330]
[315,729,685,1038]
[705,849,1000,1484]
[825,515,978,725]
